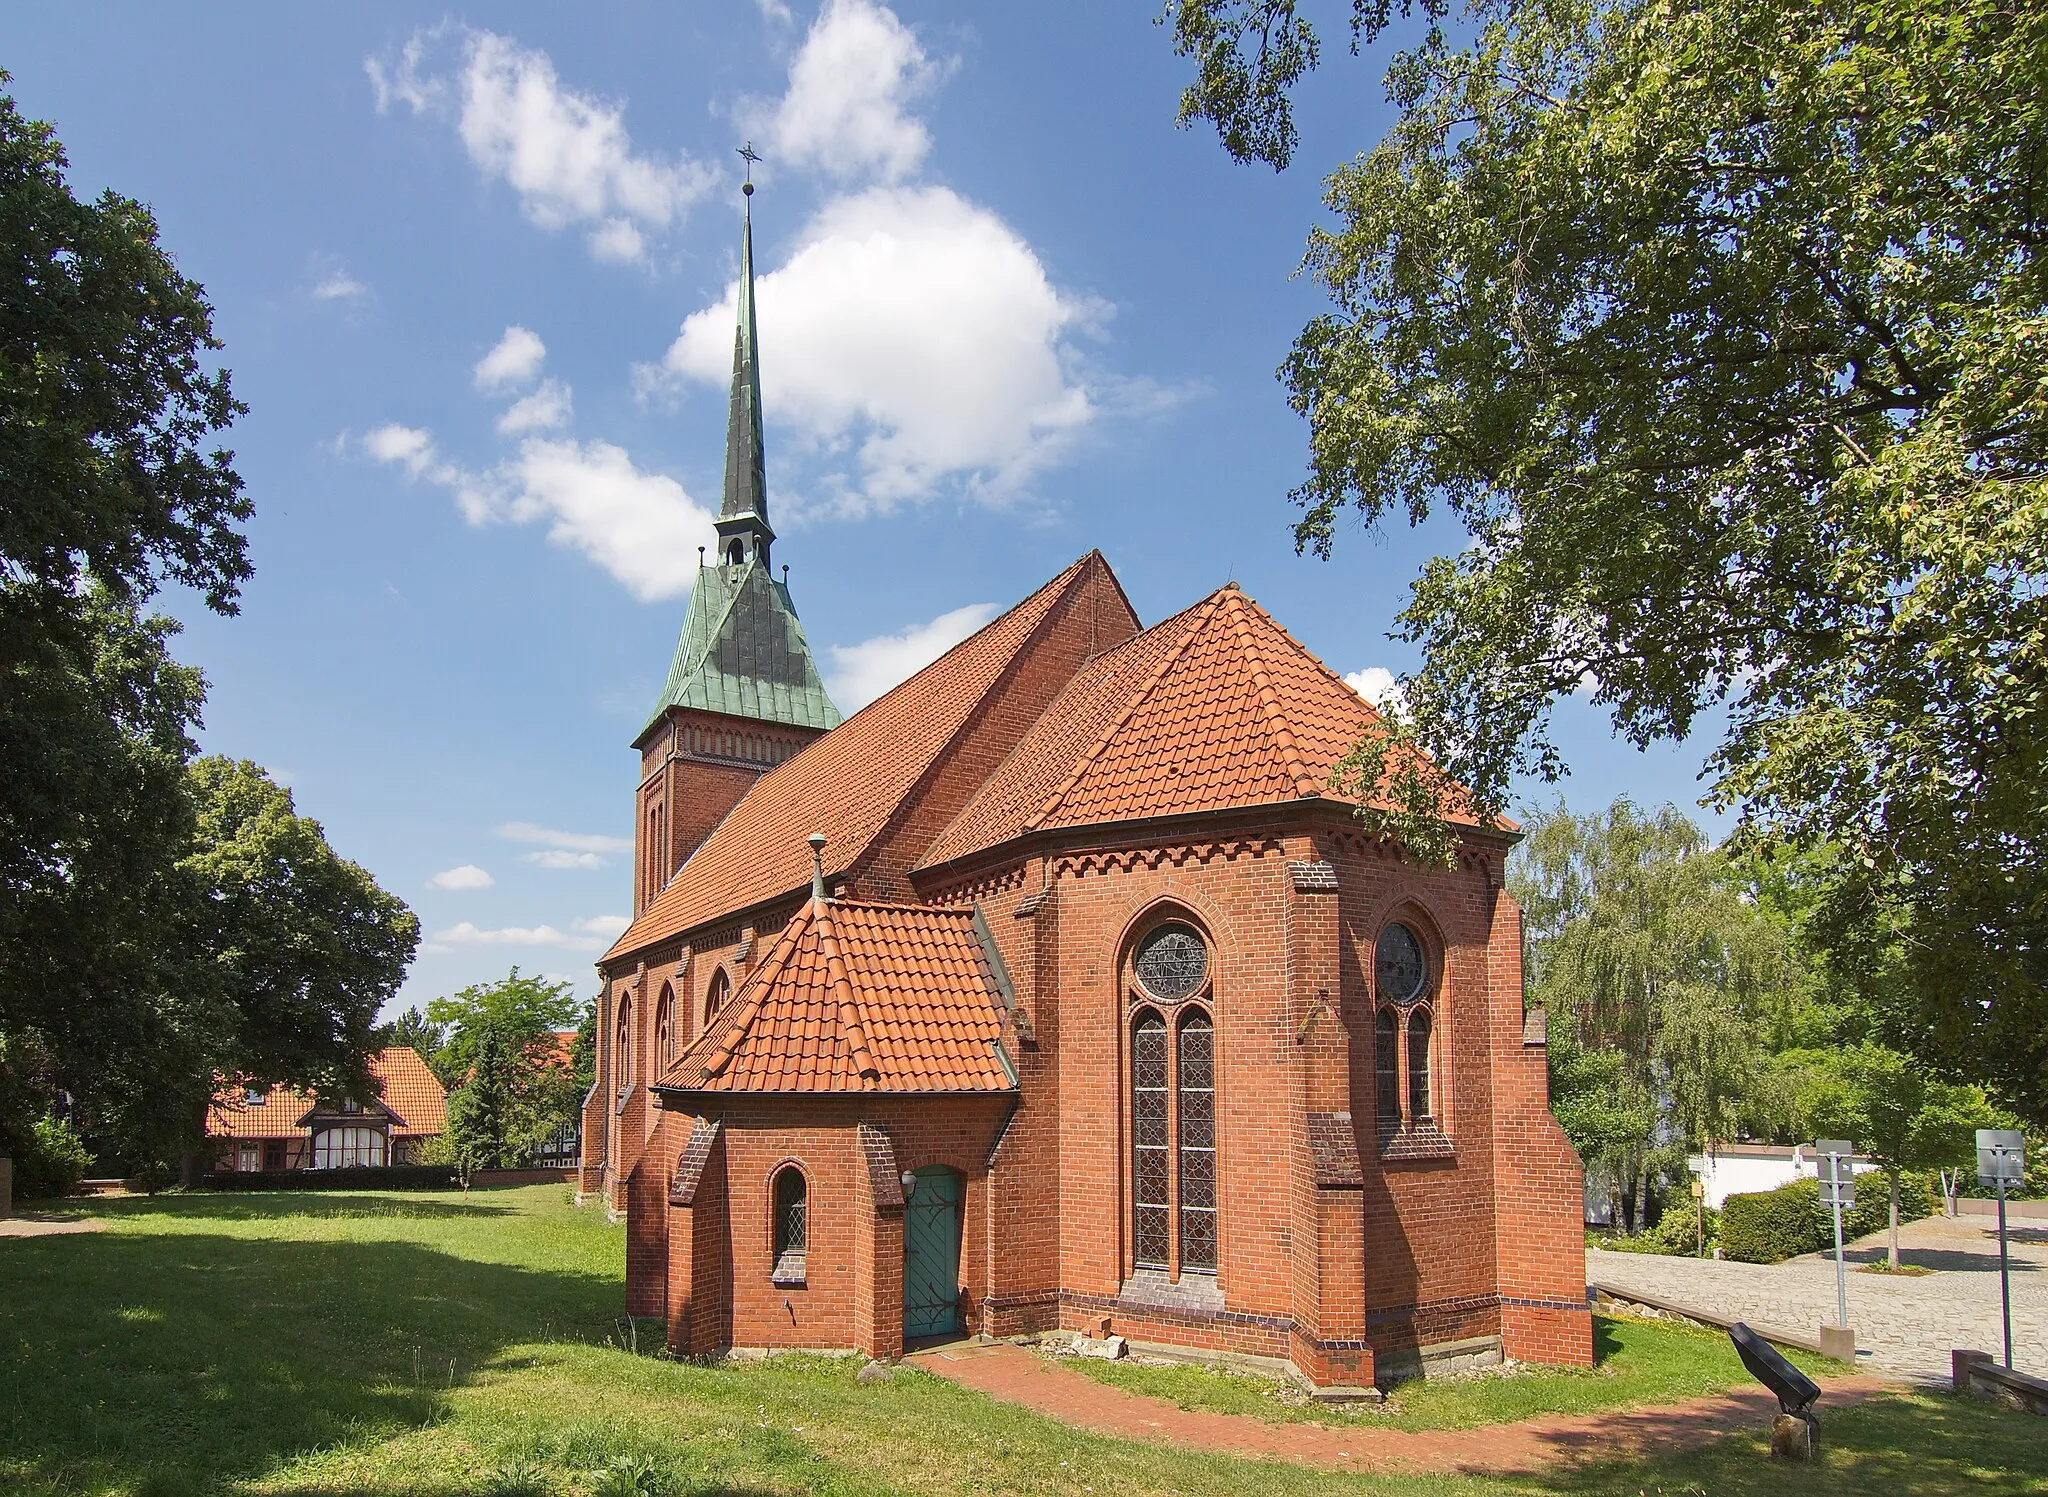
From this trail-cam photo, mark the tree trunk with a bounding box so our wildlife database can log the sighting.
[1888,1170,1900,1269]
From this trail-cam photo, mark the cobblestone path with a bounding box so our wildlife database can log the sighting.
[1588,1212,2046,1385]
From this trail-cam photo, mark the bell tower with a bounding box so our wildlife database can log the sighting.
[631,153,840,916]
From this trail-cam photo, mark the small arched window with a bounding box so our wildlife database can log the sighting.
[1407,1008,1433,1122]
[705,968,730,1025]
[615,998,632,1102]
[771,1166,807,1285]
[1375,1009,1401,1127]
[655,984,675,1072]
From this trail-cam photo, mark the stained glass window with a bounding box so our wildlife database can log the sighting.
[1407,1008,1433,1122]
[1375,1009,1401,1125]
[1135,924,1208,1001]
[656,985,675,1070]
[1132,1013,1170,1268]
[1177,1013,1217,1271]
[616,1000,632,1101]
[1376,923,1427,1004]
[705,968,730,1023]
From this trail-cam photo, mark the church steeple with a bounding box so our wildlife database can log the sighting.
[716,144,773,570]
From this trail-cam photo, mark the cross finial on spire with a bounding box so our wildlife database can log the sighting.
[737,140,761,194]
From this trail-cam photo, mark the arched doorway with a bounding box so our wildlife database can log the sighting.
[902,1165,963,1340]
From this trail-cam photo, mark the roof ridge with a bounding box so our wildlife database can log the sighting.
[1235,588,1387,725]
[1223,590,1320,799]
[812,898,881,1086]
[831,898,971,917]
[1023,588,1229,832]
[699,906,808,1080]
[850,551,1115,878]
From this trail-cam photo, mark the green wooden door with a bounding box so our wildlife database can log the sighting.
[903,1166,963,1340]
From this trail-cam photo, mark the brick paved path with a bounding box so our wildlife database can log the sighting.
[1589,1213,2046,1385]
[908,1342,1887,1476]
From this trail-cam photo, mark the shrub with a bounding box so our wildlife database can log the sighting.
[12,1115,94,1199]
[1836,1169,1933,1241]
[1722,1178,1825,1263]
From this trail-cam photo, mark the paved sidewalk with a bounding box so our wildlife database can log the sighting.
[908,1341,1888,1476]
[1589,1213,2045,1385]
[0,1210,102,1239]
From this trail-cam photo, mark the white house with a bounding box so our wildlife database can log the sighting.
[1689,1142,1877,1210]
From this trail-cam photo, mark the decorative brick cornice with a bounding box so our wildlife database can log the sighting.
[668,1118,721,1206]
[1051,836,1283,880]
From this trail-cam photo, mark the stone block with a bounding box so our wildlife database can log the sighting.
[1819,1324,1856,1363]
[1069,1334,1127,1360]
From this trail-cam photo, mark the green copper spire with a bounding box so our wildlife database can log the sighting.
[640,156,840,745]
[716,144,773,567]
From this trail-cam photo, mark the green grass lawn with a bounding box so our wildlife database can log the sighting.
[1,1186,2040,1497]
[1061,1313,1837,1432]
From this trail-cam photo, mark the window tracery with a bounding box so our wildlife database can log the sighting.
[1125,915,1220,1280]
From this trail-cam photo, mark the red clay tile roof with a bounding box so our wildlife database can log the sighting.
[656,898,1016,1094]
[206,1047,448,1140]
[922,585,1481,871]
[606,552,1112,961]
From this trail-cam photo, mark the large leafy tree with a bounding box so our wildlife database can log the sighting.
[0,84,417,1171]
[1168,0,2048,1120]
[1512,799,1798,1227]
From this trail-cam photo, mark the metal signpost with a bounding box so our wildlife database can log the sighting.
[1977,1128,2026,1370]
[1816,1140,1855,1332]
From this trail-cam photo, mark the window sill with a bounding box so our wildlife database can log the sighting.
[770,1252,807,1288]
[1379,1122,1455,1161]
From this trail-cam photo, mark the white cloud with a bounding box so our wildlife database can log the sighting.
[649,186,1104,513]
[1344,667,1408,714]
[474,325,547,391]
[426,863,495,890]
[368,27,715,262]
[524,849,605,870]
[498,378,574,435]
[826,602,999,711]
[312,266,369,302]
[497,822,632,855]
[430,913,627,953]
[759,0,939,183]
[363,425,715,600]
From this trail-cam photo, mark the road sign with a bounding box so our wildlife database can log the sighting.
[1977,1128,2025,1189]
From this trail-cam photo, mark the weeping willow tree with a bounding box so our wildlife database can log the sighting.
[1513,799,1799,1229]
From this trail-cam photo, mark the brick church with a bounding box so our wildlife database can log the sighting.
[580,179,1590,1392]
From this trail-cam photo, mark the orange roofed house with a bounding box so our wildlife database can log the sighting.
[582,181,1590,1392]
[207,1047,448,1173]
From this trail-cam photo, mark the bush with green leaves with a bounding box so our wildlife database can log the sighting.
[1722,1179,1827,1264]
[10,1114,93,1199]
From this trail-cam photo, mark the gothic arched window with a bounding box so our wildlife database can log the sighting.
[1407,1007,1433,1122]
[656,984,675,1073]
[615,998,632,1103]
[1375,1009,1401,1127]
[1131,1011,1170,1270]
[705,968,730,1025]
[1176,1010,1216,1271]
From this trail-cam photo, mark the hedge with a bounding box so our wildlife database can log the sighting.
[200,1165,459,1191]
[1721,1171,1937,1263]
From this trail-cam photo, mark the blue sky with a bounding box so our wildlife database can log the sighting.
[5,3,1725,1014]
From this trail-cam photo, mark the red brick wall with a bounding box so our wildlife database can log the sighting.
[652,1098,1012,1355]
